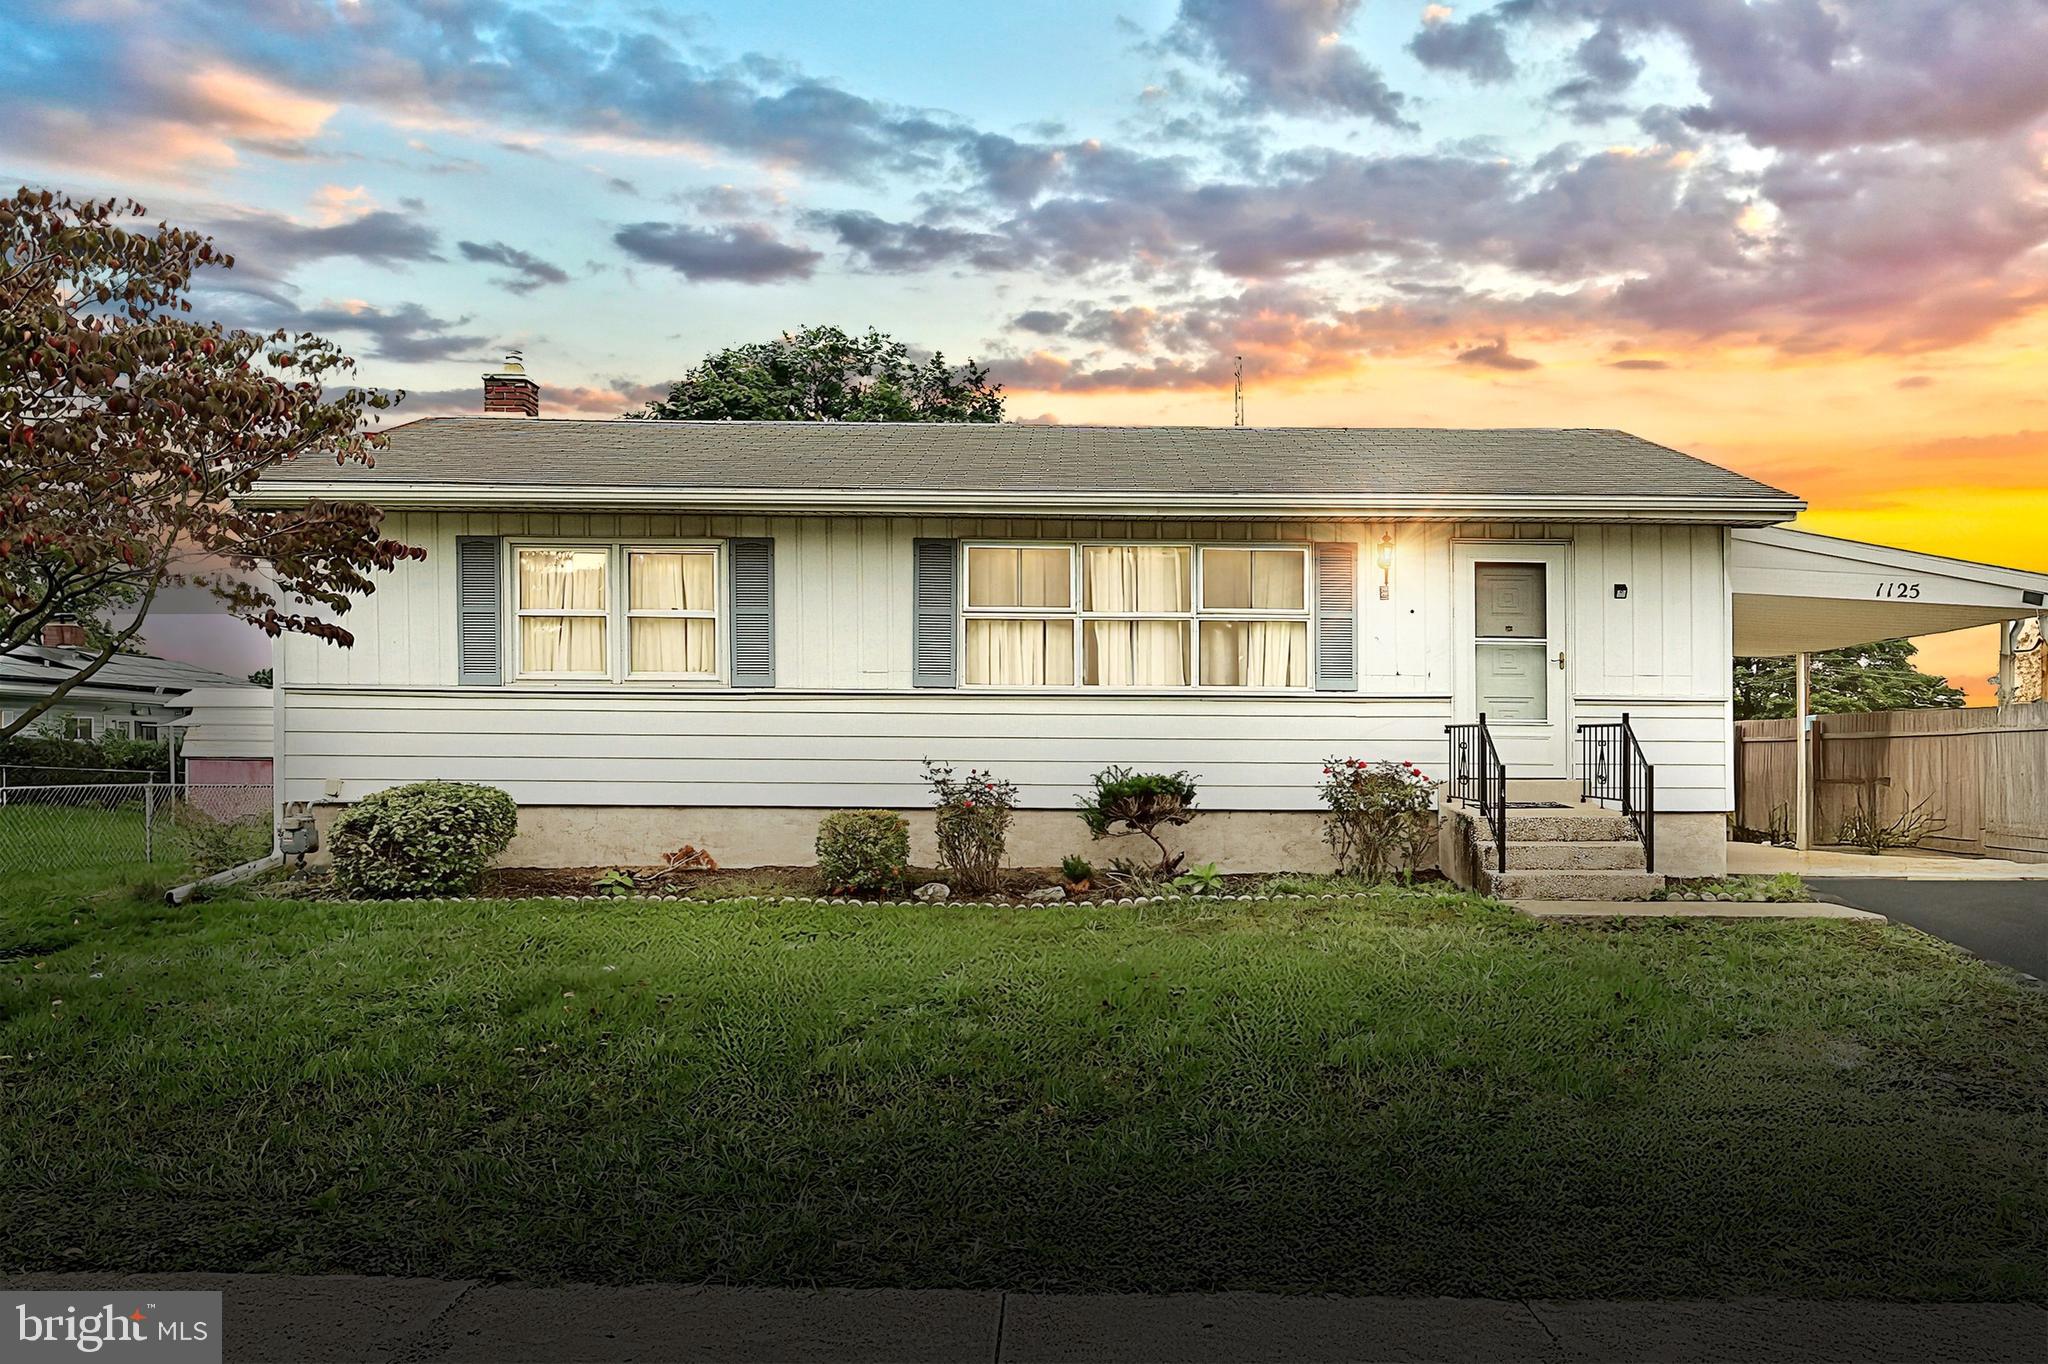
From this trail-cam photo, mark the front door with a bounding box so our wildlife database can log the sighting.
[1454,543,1570,778]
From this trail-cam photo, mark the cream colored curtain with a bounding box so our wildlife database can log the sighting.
[1083,546,1190,687]
[1200,621,1308,686]
[968,546,1071,608]
[519,549,607,674]
[629,552,717,675]
[966,619,1076,685]
[1202,548,1306,611]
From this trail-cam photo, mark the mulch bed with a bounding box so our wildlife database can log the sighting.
[481,864,1266,904]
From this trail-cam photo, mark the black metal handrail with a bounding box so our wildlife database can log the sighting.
[1446,713,1508,873]
[1577,712,1655,872]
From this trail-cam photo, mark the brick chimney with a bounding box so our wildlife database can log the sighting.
[483,349,539,417]
[41,613,87,648]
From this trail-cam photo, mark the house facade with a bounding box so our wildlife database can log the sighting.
[251,418,1840,879]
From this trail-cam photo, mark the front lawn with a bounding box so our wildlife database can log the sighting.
[2,881,2044,1299]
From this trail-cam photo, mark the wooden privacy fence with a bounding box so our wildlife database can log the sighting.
[1734,703,2048,862]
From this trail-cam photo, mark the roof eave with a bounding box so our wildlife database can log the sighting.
[240,483,1805,525]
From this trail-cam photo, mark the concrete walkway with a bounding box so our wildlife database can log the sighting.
[1513,899,1883,921]
[1727,842,2048,880]
[5,1274,2043,1362]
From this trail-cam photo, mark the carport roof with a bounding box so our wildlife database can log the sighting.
[1730,527,2048,656]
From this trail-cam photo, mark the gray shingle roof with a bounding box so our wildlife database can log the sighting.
[0,646,250,698]
[260,419,1795,502]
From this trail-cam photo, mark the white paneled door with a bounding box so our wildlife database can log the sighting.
[1454,543,1570,777]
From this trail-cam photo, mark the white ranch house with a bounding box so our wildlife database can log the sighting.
[246,401,2048,892]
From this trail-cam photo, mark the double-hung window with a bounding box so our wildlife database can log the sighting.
[1196,547,1310,688]
[513,543,720,682]
[961,542,1312,689]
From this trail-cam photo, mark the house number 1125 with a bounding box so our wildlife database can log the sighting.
[1874,581,1922,599]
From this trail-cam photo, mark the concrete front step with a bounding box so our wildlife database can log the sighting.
[1483,868,1664,901]
[1496,811,1638,842]
[1480,840,1646,871]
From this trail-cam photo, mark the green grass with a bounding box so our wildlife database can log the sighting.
[3,880,2045,1299]
[0,803,195,901]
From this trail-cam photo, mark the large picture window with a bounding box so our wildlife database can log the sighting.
[514,543,721,682]
[961,542,1312,690]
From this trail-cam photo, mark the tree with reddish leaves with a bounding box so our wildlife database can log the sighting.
[1,187,423,739]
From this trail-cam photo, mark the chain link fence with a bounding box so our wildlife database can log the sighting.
[0,782,273,879]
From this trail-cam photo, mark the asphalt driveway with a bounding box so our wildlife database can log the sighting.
[1809,879,2048,980]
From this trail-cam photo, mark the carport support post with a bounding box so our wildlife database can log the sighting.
[1794,651,1812,852]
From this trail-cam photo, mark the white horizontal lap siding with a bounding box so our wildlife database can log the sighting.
[279,689,1454,811]
[1568,700,1730,813]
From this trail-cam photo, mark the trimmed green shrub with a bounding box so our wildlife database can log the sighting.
[330,781,517,899]
[1077,766,1198,876]
[816,810,910,895]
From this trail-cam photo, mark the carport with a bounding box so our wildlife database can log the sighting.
[1729,527,2048,850]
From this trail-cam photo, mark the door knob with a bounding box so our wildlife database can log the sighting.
[1554,650,1566,670]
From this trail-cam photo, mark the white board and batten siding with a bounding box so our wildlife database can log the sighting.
[278,513,1733,813]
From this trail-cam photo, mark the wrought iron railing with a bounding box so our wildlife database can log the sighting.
[1578,713,1655,872]
[1446,713,1508,873]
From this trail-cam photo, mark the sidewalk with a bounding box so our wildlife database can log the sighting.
[6,1274,2042,1362]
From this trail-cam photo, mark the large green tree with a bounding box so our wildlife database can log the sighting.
[1733,638,1968,719]
[634,325,1004,422]
[1,188,422,739]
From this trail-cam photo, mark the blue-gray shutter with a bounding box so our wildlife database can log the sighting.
[727,538,775,687]
[1314,541,1357,692]
[456,536,502,686]
[911,538,958,688]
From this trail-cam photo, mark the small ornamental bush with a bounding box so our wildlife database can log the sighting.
[815,810,910,895]
[1077,766,1199,876]
[923,759,1017,894]
[330,781,517,899]
[1317,757,1437,883]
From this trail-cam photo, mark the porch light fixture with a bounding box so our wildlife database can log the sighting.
[1376,532,1395,600]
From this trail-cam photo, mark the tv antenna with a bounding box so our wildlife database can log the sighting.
[1233,356,1245,427]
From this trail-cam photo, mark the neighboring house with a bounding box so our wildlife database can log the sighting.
[173,686,276,785]
[0,618,258,751]
[245,377,2048,880]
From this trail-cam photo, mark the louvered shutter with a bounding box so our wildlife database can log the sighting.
[727,538,775,687]
[456,537,503,685]
[1314,542,1358,692]
[911,538,958,688]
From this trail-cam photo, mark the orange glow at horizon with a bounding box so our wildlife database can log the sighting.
[1006,327,2047,704]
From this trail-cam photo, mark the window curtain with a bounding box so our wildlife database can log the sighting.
[969,546,1070,609]
[1201,548,1305,611]
[630,552,717,674]
[1084,546,1190,686]
[1201,621,1308,686]
[519,549,607,673]
[966,619,1075,685]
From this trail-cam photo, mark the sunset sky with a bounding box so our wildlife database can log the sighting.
[6,0,2045,693]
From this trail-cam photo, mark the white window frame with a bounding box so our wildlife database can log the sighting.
[959,540,1316,692]
[1194,545,1313,689]
[132,721,160,741]
[63,714,96,741]
[509,539,726,686]
[105,718,133,739]
[623,545,722,682]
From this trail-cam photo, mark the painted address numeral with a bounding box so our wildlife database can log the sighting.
[1873,581,1922,599]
